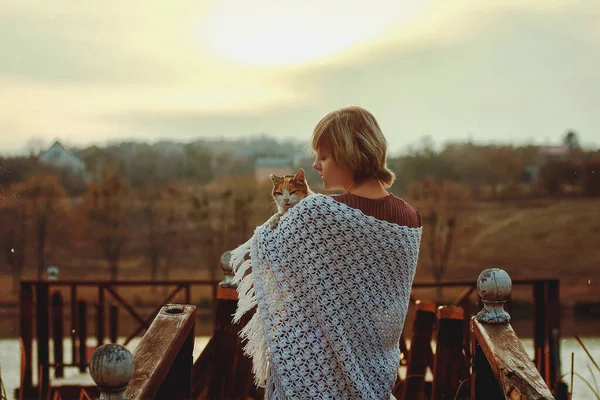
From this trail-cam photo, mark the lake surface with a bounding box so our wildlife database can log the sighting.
[1,336,598,399]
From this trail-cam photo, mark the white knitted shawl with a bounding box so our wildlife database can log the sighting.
[230,194,422,399]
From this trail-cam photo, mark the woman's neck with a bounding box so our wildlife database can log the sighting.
[346,179,389,199]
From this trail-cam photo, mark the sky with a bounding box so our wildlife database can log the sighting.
[0,0,599,156]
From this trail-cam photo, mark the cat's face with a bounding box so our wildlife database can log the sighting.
[270,169,310,210]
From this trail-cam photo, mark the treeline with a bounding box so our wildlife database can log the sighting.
[3,132,599,199]
[1,132,598,289]
[0,170,276,293]
[391,138,600,199]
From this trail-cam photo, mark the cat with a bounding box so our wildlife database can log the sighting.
[268,168,314,229]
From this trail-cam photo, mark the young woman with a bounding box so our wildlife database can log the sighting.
[312,105,421,229]
[231,106,422,399]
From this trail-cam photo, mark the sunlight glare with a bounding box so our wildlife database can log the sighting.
[204,0,427,67]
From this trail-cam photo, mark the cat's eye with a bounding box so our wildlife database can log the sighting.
[274,191,283,196]
[289,190,297,195]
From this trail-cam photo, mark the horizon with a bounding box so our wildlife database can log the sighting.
[1,131,593,160]
[1,0,599,155]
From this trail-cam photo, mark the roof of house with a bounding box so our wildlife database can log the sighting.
[39,140,87,171]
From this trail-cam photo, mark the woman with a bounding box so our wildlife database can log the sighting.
[312,106,422,229]
[231,106,422,399]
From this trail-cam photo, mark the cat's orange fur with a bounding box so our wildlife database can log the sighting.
[268,168,314,229]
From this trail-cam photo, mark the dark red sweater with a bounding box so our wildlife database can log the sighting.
[332,193,422,228]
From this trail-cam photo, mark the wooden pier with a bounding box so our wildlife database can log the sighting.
[15,255,566,400]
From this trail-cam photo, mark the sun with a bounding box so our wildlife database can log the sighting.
[203,1,426,67]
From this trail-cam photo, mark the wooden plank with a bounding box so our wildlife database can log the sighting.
[52,291,65,378]
[216,286,238,300]
[20,278,556,287]
[96,286,105,347]
[191,336,215,398]
[452,286,475,306]
[546,280,561,389]
[471,318,554,399]
[431,306,469,400]
[155,327,195,399]
[401,301,436,400]
[104,286,145,325]
[109,305,119,344]
[20,282,33,392]
[77,301,87,373]
[70,285,77,366]
[125,304,196,400]
[471,335,504,400]
[36,282,50,400]
[22,279,218,285]
[533,281,547,377]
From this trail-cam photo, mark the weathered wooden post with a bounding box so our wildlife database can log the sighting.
[97,286,105,347]
[78,300,87,372]
[51,291,64,378]
[36,282,50,400]
[70,284,78,367]
[546,279,561,389]
[20,282,34,394]
[124,304,196,399]
[431,305,470,400]
[470,268,554,400]
[401,300,436,400]
[109,305,119,344]
[89,344,135,400]
[205,251,255,400]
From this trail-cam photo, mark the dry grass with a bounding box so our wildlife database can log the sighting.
[416,197,600,302]
[1,197,599,304]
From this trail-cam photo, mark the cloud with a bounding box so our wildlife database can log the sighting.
[100,1,600,151]
[0,0,598,154]
[0,1,214,84]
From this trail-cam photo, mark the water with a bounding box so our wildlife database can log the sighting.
[1,337,598,399]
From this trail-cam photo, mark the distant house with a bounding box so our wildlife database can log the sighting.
[254,157,294,184]
[536,145,569,158]
[39,141,89,178]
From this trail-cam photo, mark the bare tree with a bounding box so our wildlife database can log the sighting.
[141,185,180,285]
[84,171,129,281]
[21,175,68,279]
[409,176,471,302]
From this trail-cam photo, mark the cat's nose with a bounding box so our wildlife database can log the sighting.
[284,198,289,203]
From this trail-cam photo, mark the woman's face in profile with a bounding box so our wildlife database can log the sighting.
[313,146,353,191]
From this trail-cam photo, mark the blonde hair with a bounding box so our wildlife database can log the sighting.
[311,106,396,188]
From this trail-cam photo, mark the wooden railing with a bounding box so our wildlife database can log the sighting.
[408,277,563,390]
[18,279,217,399]
[470,268,555,399]
[86,253,256,400]
[18,258,566,399]
[189,252,255,399]
[89,303,196,400]
[85,265,560,400]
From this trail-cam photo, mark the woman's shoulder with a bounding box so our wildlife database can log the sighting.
[332,193,422,228]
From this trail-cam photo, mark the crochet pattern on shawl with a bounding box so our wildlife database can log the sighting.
[230,194,422,399]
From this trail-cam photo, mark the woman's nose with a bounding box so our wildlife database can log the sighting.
[313,160,319,170]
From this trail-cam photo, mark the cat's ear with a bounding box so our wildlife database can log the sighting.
[294,168,305,181]
[270,174,282,184]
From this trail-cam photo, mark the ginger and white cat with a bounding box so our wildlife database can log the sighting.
[268,168,314,229]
